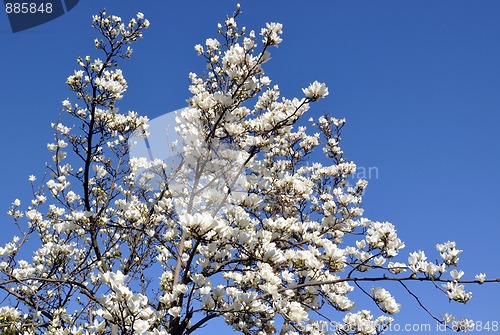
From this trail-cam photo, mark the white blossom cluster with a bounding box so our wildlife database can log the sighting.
[0,5,494,335]
[370,287,400,315]
[341,310,393,335]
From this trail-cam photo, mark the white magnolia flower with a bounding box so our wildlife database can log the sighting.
[442,313,455,324]
[287,301,308,323]
[133,319,149,334]
[443,282,472,303]
[388,262,407,274]
[194,44,204,55]
[168,306,181,318]
[456,318,475,333]
[371,287,401,314]
[205,38,220,50]
[302,81,329,100]
[474,273,486,283]
[436,241,462,266]
[373,256,386,267]
[450,269,464,281]
[260,22,283,45]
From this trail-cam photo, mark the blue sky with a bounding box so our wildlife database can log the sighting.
[1,0,499,333]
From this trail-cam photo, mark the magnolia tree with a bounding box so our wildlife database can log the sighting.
[1,6,498,335]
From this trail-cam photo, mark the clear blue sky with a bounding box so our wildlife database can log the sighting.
[1,0,499,333]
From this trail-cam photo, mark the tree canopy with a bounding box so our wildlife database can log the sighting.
[1,6,498,335]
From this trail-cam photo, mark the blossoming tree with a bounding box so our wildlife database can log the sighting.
[1,6,498,335]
